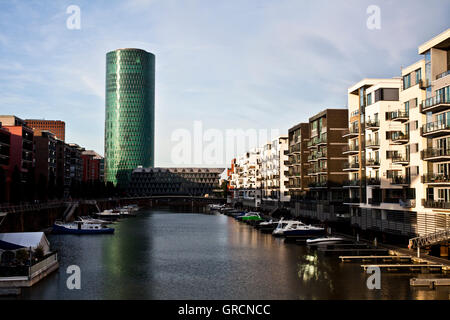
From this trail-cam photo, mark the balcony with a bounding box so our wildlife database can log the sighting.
[344,197,361,205]
[367,178,380,186]
[366,120,380,131]
[390,175,410,185]
[366,139,380,149]
[422,199,450,209]
[307,154,318,162]
[342,127,359,138]
[289,144,301,154]
[342,144,359,155]
[419,79,430,90]
[308,181,328,189]
[317,133,327,146]
[366,158,380,167]
[436,70,450,80]
[422,173,450,185]
[343,179,361,188]
[317,151,327,160]
[420,93,450,114]
[343,162,360,171]
[390,110,409,122]
[421,148,450,162]
[421,121,450,138]
[390,132,409,144]
[391,154,409,165]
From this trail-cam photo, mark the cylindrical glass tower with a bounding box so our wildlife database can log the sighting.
[105,48,155,187]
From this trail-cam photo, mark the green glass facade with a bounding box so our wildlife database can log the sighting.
[105,48,155,186]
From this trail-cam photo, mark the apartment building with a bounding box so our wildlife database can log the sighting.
[419,29,450,219]
[231,148,262,208]
[286,123,310,210]
[260,136,290,208]
[34,131,57,183]
[0,116,34,183]
[298,109,349,220]
[345,28,450,238]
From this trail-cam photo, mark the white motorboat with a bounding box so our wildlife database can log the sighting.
[77,216,111,225]
[306,236,346,245]
[272,219,302,236]
[52,221,114,234]
[94,210,121,220]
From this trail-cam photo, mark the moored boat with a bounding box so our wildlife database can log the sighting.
[52,221,114,235]
[306,236,346,245]
[272,219,299,237]
[94,210,121,220]
[283,224,325,239]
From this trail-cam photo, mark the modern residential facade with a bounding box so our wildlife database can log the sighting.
[260,136,290,208]
[128,167,223,197]
[33,131,57,183]
[25,119,65,141]
[286,123,310,205]
[81,150,105,182]
[296,109,349,221]
[105,48,155,187]
[0,116,34,183]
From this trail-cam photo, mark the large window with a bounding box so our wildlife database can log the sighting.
[415,68,421,84]
[403,74,411,89]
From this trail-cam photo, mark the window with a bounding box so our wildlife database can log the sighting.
[403,74,411,89]
[415,69,421,84]
[367,93,372,105]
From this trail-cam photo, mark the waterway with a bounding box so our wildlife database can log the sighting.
[17,208,450,299]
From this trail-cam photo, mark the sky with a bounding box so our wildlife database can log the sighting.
[0,0,448,167]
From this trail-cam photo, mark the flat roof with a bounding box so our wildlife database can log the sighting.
[418,29,450,54]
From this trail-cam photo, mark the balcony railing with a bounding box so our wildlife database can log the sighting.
[367,178,380,185]
[422,173,450,184]
[421,148,450,160]
[390,175,410,185]
[422,199,450,209]
[366,120,380,129]
[344,197,361,203]
[420,92,450,113]
[391,132,409,143]
[342,127,359,138]
[343,144,359,154]
[391,154,409,164]
[421,121,450,137]
[344,162,360,170]
[436,70,450,80]
[343,179,361,187]
[366,159,380,167]
[366,139,380,148]
[390,110,409,122]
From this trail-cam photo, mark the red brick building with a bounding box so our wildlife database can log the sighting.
[81,150,104,182]
[25,119,65,141]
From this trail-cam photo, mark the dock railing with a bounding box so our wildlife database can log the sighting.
[408,228,450,249]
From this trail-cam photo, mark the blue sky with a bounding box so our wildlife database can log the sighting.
[0,0,448,167]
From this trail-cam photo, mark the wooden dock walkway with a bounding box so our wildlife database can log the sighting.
[340,255,412,262]
[410,278,450,287]
[361,264,444,272]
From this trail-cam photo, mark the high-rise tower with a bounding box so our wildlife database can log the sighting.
[105,48,155,186]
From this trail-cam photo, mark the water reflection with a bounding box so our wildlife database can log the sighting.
[12,209,450,300]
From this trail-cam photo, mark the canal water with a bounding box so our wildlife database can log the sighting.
[18,209,450,299]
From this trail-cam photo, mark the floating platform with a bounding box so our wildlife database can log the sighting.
[361,264,444,273]
[410,278,450,287]
[318,248,389,255]
[340,255,412,262]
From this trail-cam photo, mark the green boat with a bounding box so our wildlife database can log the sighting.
[241,213,263,221]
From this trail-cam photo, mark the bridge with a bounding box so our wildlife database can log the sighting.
[408,228,450,249]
